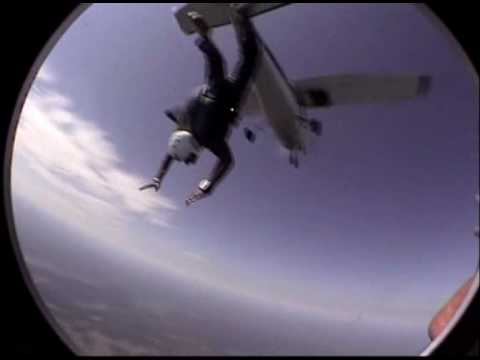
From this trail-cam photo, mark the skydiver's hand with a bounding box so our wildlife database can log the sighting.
[187,11,211,38]
[229,3,250,27]
[185,188,209,206]
[230,3,251,17]
[139,177,161,192]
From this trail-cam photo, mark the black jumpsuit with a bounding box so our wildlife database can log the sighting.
[162,15,259,191]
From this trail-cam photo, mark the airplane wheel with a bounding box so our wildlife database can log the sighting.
[310,119,322,136]
[244,128,256,143]
[289,152,299,168]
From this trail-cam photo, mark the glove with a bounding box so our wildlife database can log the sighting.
[139,177,161,192]
[187,11,211,38]
[185,180,212,206]
[185,188,208,206]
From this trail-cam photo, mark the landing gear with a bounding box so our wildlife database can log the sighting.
[289,151,299,168]
[244,127,256,143]
[309,118,322,136]
[297,115,322,136]
[244,124,264,143]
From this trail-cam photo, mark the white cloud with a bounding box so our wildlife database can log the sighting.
[183,251,210,264]
[11,68,178,246]
[24,253,101,289]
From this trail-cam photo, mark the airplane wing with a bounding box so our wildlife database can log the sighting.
[240,87,262,117]
[293,74,432,107]
[241,74,431,115]
[173,3,289,35]
[242,74,431,116]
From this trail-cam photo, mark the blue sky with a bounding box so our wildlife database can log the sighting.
[9,3,478,356]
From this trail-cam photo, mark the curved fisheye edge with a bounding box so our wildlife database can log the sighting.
[2,3,478,356]
[420,272,479,356]
[3,3,92,356]
[413,3,479,357]
[414,3,479,356]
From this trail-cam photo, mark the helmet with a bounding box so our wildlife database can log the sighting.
[167,130,201,163]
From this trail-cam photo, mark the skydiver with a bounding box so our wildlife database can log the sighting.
[140,5,259,206]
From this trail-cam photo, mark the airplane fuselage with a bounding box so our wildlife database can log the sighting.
[232,20,307,153]
[253,35,306,152]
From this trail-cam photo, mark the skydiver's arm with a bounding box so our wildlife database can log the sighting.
[208,156,233,191]
[155,154,174,183]
[205,141,234,194]
[139,154,173,191]
[186,141,233,205]
[140,154,173,192]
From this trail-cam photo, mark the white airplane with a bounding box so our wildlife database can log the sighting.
[174,3,432,167]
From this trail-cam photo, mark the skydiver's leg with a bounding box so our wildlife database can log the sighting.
[194,35,226,94]
[188,11,226,93]
[228,11,259,105]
